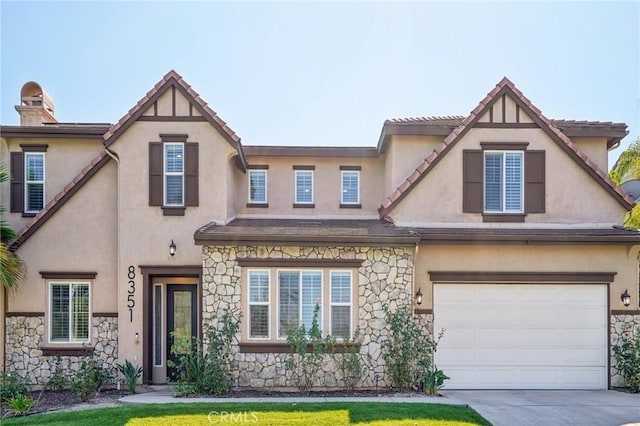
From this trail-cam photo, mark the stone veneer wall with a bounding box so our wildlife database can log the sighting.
[5,316,118,385]
[202,245,417,389]
[610,314,640,387]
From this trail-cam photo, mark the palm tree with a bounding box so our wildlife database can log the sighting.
[0,163,25,290]
[610,137,640,228]
[610,137,640,185]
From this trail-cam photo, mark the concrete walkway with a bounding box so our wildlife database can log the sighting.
[442,390,640,426]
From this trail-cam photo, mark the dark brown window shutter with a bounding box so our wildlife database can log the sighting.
[149,142,163,206]
[10,152,24,212]
[525,150,545,213]
[185,142,199,206]
[463,150,483,213]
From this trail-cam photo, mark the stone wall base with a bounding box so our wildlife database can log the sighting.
[610,314,640,388]
[4,316,118,385]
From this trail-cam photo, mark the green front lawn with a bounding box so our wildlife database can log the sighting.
[3,402,491,425]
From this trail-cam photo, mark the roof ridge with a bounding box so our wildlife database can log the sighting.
[378,78,634,217]
[10,151,111,250]
[102,70,244,168]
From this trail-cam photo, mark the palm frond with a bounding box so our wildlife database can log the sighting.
[0,242,26,291]
[610,138,640,184]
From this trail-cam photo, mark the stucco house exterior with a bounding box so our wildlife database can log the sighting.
[1,71,639,390]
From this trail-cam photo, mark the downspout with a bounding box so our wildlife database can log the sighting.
[104,147,121,370]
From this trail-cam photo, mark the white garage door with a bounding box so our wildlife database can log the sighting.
[433,284,607,389]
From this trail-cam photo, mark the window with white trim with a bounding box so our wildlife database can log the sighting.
[330,271,352,338]
[248,270,270,338]
[484,151,523,213]
[25,152,45,213]
[245,269,354,341]
[164,143,184,206]
[341,171,359,204]
[49,282,90,343]
[249,170,267,204]
[295,171,313,204]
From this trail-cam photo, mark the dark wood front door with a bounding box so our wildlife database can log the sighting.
[166,284,197,381]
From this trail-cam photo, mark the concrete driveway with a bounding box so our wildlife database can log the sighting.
[441,390,640,426]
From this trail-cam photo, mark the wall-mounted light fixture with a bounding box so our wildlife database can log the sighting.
[169,240,176,256]
[415,288,423,305]
[621,289,631,307]
[135,332,140,344]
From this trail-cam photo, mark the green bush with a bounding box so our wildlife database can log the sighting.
[6,393,37,416]
[0,372,30,403]
[169,308,240,396]
[115,360,143,394]
[334,329,371,392]
[381,304,447,392]
[613,330,640,392]
[70,358,112,402]
[285,303,335,393]
[46,356,68,391]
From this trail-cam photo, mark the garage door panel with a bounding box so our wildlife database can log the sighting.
[434,284,607,390]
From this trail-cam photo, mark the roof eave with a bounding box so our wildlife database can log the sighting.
[194,233,417,247]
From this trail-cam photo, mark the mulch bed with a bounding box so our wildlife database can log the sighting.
[1,389,126,418]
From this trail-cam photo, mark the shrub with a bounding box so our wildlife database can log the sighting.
[116,360,144,394]
[169,308,241,396]
[70,358,112,402]
[0,372,30,403]
[46,356,68,391]
[613,330,640,392]
[334,329,371,392]
[381,304,447,392]
[6,393,37,416]
[285,303,335,393]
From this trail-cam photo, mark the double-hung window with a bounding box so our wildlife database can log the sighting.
[295,171,313,204]
[341,171,360,205]
[330,271,352,338]
[164,143,184,206]
[278,270,322,338]
[248,271,270,338]
[49,282,90,343]
[248,170,267,204]
[25,153,45,213]
[484,151,523,213]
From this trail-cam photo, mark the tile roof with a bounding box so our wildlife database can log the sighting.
[10,151,112,250]
[378,77,635,218]
[103,69,246,169]
[194,218,417,246]
[415,226,640,244]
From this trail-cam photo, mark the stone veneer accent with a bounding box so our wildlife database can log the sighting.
[610,313,640,388]
[202,245,416,389]
[5,316,118,385]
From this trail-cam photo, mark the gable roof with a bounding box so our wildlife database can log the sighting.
[103,70,247,170]
[378,77,635,218]
[10,151,112,250]
[376,117,628,153]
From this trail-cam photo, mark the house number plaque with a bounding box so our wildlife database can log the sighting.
[127,265,136,322]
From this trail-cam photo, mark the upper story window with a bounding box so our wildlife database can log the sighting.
[49,282,90,343]
[295,170,314,205]
[484,151,523,213]
[249,170,267,204]
[149,135,198,216]
[10,144,48,216]
[25,152,45,213]
[164,143,184,206]
[463,143,545,222]
[341,170,360,205]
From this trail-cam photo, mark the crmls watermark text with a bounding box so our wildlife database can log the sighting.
[208,411,259,424]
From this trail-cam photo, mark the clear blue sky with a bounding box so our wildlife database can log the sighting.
[1,1,638,170]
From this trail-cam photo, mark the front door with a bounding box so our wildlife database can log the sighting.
[166,284,197,381]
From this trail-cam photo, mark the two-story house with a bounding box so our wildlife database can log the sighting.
[1,71,638,390]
